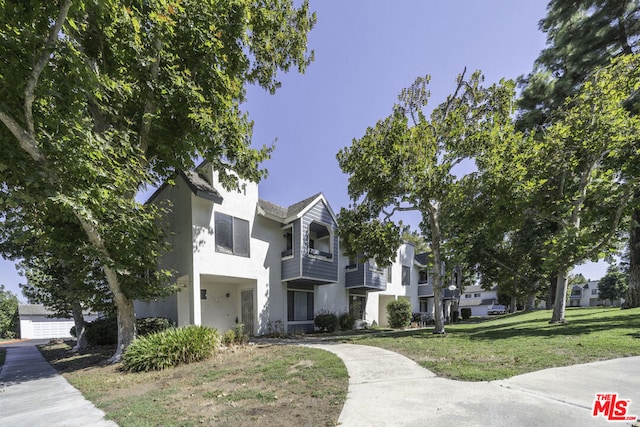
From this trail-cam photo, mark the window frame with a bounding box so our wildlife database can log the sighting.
[281,224,294,260]
[214,212,250,258]
[307,220,333,261]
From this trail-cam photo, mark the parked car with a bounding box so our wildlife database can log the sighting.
[488,305,507,315]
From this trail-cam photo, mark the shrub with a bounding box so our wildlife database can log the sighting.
[222,329,236,345]
[137,317,176,336]
[338,313,355,331]
[85,317,118,346]
[123,325,220,372]
[387,299,412,328]
[233,323,249,344]
[72,317,177,346]
[461,308,472,320]
[314,312,338,333]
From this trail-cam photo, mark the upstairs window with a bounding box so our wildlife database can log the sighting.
[282,225,293,258]
[402,266,410,286]
[418,270,428,284]
[346,256,358,272]
[387,266,392,282]
[308,221,332,259]
[215,212,250,257]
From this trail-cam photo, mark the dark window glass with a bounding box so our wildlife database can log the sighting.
[402,266,410,286]
[233,217,250,257]
[287,290,314,321]
[215,213,233,254]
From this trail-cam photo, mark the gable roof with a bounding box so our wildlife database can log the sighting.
[414,252,431,267]
[146,169,223,205]
[257,193,337,224]
[18,304,96,317]
[179,170,223,203]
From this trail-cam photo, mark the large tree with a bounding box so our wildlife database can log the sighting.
[337,70,520,334]
[518,0,640,308]
[0,285,19,339]
[0,1,315,361]
[525,55,640,323]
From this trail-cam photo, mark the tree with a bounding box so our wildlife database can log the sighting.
[524,56,640,323]
[518,0,640,309]
[0,285,19,339]
[337,70,519,334]
[598,265,628,306]
[0,1,315,361]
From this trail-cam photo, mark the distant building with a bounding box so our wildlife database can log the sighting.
[458,284,500,317]
[569,280,621,307]
[18,305,100,340]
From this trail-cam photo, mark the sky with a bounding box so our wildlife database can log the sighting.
[0,0,610,301]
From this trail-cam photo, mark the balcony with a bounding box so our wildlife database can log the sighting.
[345,262,386,292]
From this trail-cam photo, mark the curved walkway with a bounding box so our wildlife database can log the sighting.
[307,343,640,427]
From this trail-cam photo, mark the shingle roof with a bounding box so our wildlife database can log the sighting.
[18,304,96,317]
[180,170,223,203]
[258,193,324,221]
[414,252,431,266]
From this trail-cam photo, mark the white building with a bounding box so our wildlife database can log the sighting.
[569,280,620,307]
[19,304,100,340]
[135,163,457,334]
[458,284,500,317]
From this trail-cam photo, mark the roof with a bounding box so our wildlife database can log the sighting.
[179,170,223,203]
[414,252,431,267]
[257,193,337,223]
[146,166,223,205]
[18,304,97,318]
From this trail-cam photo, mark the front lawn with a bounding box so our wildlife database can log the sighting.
[39,342,347,427]
[346,307,640,381]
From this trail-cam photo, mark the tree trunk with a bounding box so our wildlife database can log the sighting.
[524,281,539,312]
[550,270,568,323]
[510,295,518,313]
[627,205,640,308]
[427,203,446,334]
[547,273,557,309]
[70,301,88,352]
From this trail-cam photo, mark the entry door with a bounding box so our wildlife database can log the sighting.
[241,290,254,335]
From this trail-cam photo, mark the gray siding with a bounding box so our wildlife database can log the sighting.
[301,201,338,283]
[281,220,301,280]
[418,284,434,297]
[345,262,386,291]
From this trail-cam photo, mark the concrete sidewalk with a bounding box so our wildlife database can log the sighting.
[308,343,640,427]
[0,341,117,427]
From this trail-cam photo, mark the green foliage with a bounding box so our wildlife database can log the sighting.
[0,285,19,339]
[386,299,412,328]
[338,313,356,331]
[314,312,338,333]
[599,265,628,304]
[136,317,176,337]
[222,323,249,346]
[122,325,220,372]
[460,308,472,320]
[84,317,118,346]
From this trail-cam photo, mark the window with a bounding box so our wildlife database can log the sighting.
[464,294,472,299]
[591,289,598,296]
[282,225,293,258]
[402,266,410,286]
[474,293,481,298]
[308,221,332,259]
[346,256,358,272]
[349,294,366,320]
[418,270,428,284]
[215,212,250,257]
[387,266,392,282]
[369,258,383,273]
[287,290,314,321]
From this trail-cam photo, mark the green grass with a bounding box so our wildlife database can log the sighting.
[345,307,640,381]
[40,343,347,427]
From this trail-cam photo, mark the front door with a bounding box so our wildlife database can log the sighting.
[241,289,254,335]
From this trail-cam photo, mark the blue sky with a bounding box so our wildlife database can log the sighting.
[0,0,608,301]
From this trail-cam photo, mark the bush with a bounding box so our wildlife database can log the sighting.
[387,299,412,328]
[338,313,355,331]
[461,308,472,320]
[123,325,220,372]
[72,317,177,346]
[314,312,338,333]
[222,329,236,345]
[137,317,176,336]
[85,317,118,346]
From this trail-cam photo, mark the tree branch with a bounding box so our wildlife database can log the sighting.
[0,111,45,162]
[24,0,72,139]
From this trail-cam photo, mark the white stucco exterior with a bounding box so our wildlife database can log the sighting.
[136,164,456,335]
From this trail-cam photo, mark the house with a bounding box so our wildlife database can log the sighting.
[569,280,620,307]
[458,284,500,317]
[18,304,100,340]
[135,163,457,334]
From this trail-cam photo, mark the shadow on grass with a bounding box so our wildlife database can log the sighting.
[38,341,115,374]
